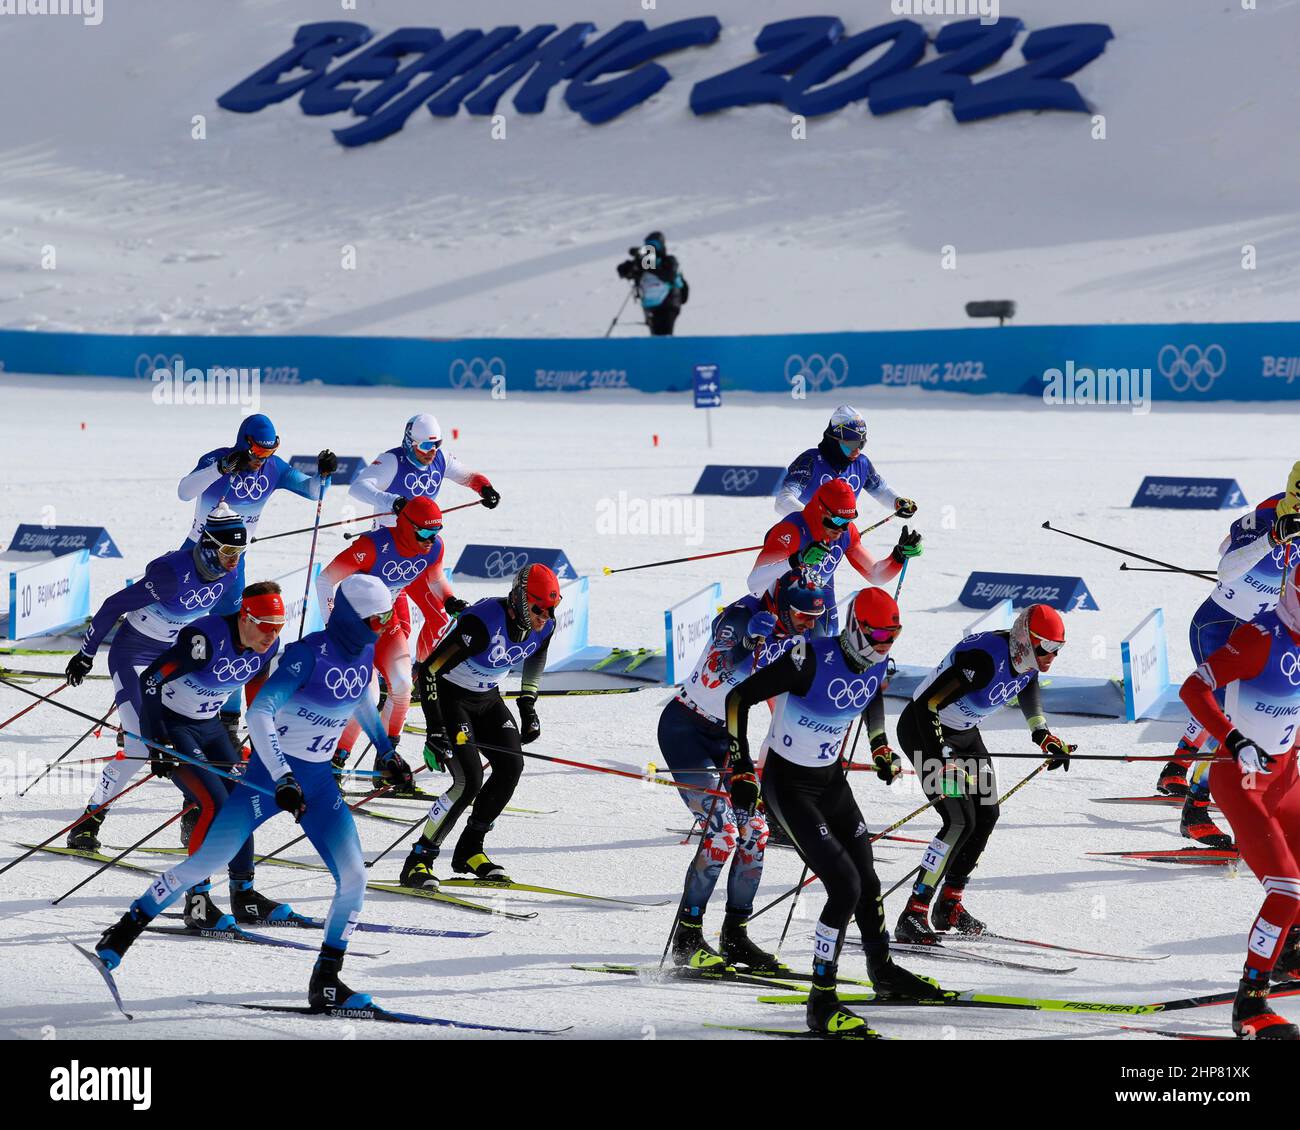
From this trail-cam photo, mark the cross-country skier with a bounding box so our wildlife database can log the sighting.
[724,587,943,1035]
[315,496,461,780]
[349,413,499,517]
[398,564,560,889]
[1178,571,1300,1039]
[95,574,414,1016]
[176,415,335,765]
[63,505,250,851]
[774,405,917,521]
[660,571,827,974]
[1157,476,1299,854]
[748,478,921,635]
[892,604,1071,944]
[138,581,289,928]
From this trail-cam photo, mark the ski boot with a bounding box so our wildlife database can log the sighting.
[1180,795,1233,850]
[67,806,106,852]
[719,912,791,976]
[894,897,940,945]
[1233,973,1299,1039]
[932,883,988,936]
[1156,745,1195,796]
[95,903,151,971]
[183,881,236,931]
[308,945,373,1013]
[179,806,198,849]
[452,825,511,882]
[1272,927,1300,983]
[671,917,727,971]
[805,962,878,1037]
[230,879,298,925]
[865,939,948,1001]
[399,840,441,891]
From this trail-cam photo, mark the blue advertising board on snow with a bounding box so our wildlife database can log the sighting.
[959,571,1099,612]
[1130,476,1246,510]
[452,544,577,581]
[692,466,784,497]
[8,524,122,559]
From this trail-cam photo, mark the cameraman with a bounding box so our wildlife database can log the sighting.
[616,231,689,336]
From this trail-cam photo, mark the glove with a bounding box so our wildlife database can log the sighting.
[744,610,777,646]
[317,449,338,477]
[148,743,180,780]
[422,701,450,771]
[392,497,407,516]
[727,735,759,814]
[218,449,252,475]
[1033,728,1071,771]
[275,773,307,821]
[443,595,470,617]
[891,525,923,564]
[377,746,414,790]
[65,652,93,687]
[894,497,918,519]
[871,735,901,784]
[1225,728,1274,776]
[1272,512,1300,545]
[790,543,830,571]
[517,695,541,745]
[479,484,501,509]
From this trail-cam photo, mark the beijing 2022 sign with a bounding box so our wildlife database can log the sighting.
[218,16,1113,147]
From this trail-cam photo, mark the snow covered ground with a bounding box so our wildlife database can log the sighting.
[1,374,1295,1040]
[0,0,1297,339]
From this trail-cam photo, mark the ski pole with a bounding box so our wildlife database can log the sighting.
[1042,522,1214,583]
[51,804,197,905]
[0,678,275,796]
[0,773,156,879]
[0,680,69,732]
[251,511,387,544]
[603,515,896,577]
[1120,563,1215,580]
[19,703,117,797]
[341,499,485,542]
[298,478,329,640]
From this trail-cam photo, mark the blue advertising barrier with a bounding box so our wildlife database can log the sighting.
[692,466,784,497]
[289,455,366,485]
[3,323,1300,402]
[452,544,577,581]
[959,571,1099,612]
[8,524,122,559]
[1131,476,1246,510]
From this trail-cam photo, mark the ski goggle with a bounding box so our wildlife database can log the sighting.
[367,608,395,627]
[1033,636,1065,656]
[412,439,440,453]
[243,611,286,630]
[413,523,443,541]
[246,438,279,459]
[824,515,854,530]
[530,594,563,620]
[862,624,902,644]
[203,534,247,565]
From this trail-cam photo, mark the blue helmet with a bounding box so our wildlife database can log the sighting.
[826,405,867,449]
[237,414,279,454]
[774,571,827,634]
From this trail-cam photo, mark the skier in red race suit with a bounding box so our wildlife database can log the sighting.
[1179,569,1300,1039]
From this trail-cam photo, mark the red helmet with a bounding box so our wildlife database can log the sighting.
[509,564,562,624]
[394,496,443,556]
[803,478,858,540]
[1010,604,1065,674]
[842,586,901,663]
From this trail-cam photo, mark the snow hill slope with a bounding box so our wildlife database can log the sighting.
[0,0,1296,339]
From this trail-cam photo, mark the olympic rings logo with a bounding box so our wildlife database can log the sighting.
[484,549,529,578]
[402,469,442,496]
[785,353,849,392]
[1279,652,1300,687]
[757,638,796,665]
[987,679,1027,706]
[818,472,862,493]
[488,641,534,667]
[721,468,761,492]
[1157,344,1226,393]
[828,677,875,710]
[381,559,427,583]
[324,664,371,699]
[449,356,506,390]
[228,473,271,500]
[212,656,261,682]
[179,585,221,610]
[134,351,184,380]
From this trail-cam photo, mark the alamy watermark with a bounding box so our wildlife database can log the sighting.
[596,491,704,545]
[1042,360,1151,416]
[890,0,1000,25]
[0,0,102,25]
[151,360,261,411]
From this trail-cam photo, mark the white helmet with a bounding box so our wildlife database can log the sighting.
[403,413,442,460]
[338,573,393,622]
[827,405,867,448]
